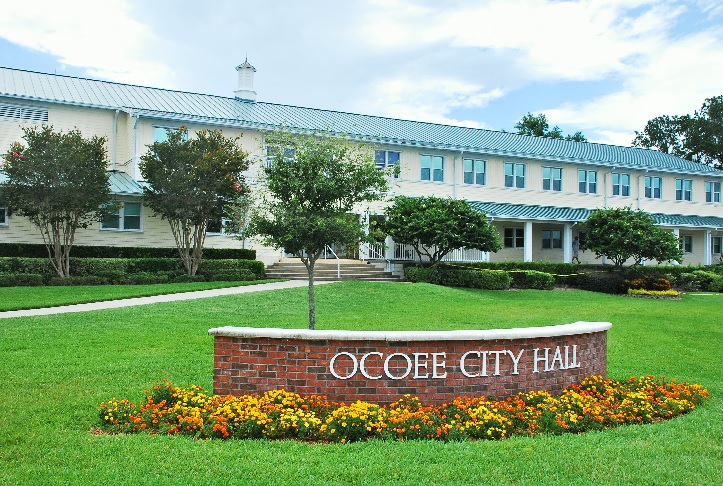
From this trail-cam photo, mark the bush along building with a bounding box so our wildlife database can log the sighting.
[1,62,722,268]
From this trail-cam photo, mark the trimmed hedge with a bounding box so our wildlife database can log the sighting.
[0,256,264,286]
[404,266,511,290]
[509,270,555,290]
[0,243,255,260]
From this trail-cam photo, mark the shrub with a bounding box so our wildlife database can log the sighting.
[627,289,680,298]
[47,276,108,286]
[438,268,512,290]
[404,266,440,284]
[577,271,628,294]
[0,243,256,260]
[624,276,671,291]
[199,259,265,279]
[122,272,172,285]
[0,257,53,275]
[509,270,555,290]
[0,273,45,287]
[678,271,722,291]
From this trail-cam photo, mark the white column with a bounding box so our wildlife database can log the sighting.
[385,236,395,260]
[671,229,680,265]
[563,223,573,263]
[705,230,712,266]
[524,221,533,262]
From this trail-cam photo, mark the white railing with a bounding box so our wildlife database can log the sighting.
[358,242,488,263]
[324,245,341,279]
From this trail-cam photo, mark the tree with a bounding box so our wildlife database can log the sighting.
[514,112,587,142]
[248,131,390,330]
[0,126,112,277]
[582,207,683,267]
[633,95,723,169]
[383,196,501,265]
[139,126,249,275]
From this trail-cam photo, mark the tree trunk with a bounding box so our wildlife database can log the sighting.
[305,257,316,330]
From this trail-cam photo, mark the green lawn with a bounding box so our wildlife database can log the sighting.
[0,279,284,311]
[0,282,721,484]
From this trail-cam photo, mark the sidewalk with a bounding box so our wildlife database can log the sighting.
[0,280,335,319]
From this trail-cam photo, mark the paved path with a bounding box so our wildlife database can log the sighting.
[0,280,335,319]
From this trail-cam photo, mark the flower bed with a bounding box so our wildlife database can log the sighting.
[97,376,708,443]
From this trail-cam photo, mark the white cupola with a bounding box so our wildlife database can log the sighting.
[234,58,257,102]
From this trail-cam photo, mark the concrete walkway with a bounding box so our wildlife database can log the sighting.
[0,280,335,319]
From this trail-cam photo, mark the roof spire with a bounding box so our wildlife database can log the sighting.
[234,58,257,102]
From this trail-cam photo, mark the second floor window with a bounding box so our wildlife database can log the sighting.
[504,162,525,188]
[504,228,524,248]
[706,181,721,203]
[0,206,7,226]
[675,179,693,201]
[645,176,662,199]
[101,202,142,231]
[463,158,486,185]
[153,126,186,143]
[375,150,400,177]
[578,170,597,194]
[421,155,444,182]
[612,172,630,196]
[542,167,562,191]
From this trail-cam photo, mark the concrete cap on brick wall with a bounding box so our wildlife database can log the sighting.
[208,321,612,342]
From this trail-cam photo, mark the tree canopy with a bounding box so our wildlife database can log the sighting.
[139,126,249,275]
[248,131,390,329]
[582,207,683,267]
[1,125,112,277]
[383,196,501,265]
[515,113,587,142]
[632,95,723,170]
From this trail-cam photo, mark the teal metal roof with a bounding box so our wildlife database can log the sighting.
[0,170,143,196]
[469,201,723,228]
[108,170,145,195]
[2,67,722,177]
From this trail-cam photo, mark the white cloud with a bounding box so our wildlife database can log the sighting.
[362,0,680,82]
[362,76,505,128]
[545,27,723,145]
[0,0,175,87]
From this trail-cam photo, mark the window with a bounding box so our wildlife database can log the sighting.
[712,236,722,255]
[676,179,693,201]
[542,229,562,249]
[504,162,525,188]
[463,158,486,185]
[207,218,234,235]
[375,150,400,177]
[101,202,142,231]
[504,228,524,248]
[421,155,444,182]
[612,173,630,196]
[706,181,721,203]
[644,176,662,199]
[265,145,295,168]
[153,126,184,143]
[680,235,693,253]
[0,206,7,226]
[542,167,562,191]
[578,170,597,194]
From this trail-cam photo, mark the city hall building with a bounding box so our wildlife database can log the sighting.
[1,63,722,267]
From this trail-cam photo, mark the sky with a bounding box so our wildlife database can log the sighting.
[0,0,722,147]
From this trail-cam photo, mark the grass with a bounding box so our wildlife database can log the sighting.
[0,279,284,311]
[0,281,721,484]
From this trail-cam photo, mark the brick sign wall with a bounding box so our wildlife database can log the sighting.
[209,322,611,405]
